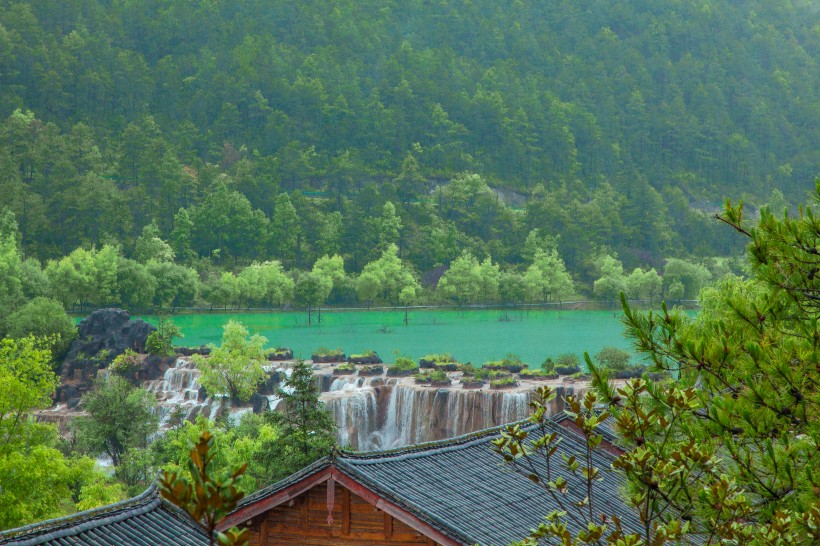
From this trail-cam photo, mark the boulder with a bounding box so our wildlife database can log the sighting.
[56,308,156,402]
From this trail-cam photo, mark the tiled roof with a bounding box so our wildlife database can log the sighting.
[235,414,643,546]
[0,485,209,546]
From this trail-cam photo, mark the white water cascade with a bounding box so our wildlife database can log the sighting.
[318,376,568,452]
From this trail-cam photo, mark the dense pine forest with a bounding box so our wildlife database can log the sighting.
[1,0,818,314]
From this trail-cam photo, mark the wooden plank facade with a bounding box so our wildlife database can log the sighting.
[242,481,440,546]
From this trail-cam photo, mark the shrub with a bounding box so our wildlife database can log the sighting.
[333,363,356,375]
[429,369,451,386]
[358,365,384,376]
[541,357,556,373]
[490,377,518,389]
[555,353,581,375]
[109,349,141,376]
[518,368,553,379]
[350,350,382,364]
[387,357,418,376]
[419,353,456,368]
[594,346,633,371]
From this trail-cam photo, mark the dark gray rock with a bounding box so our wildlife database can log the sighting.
[56,308,156,403]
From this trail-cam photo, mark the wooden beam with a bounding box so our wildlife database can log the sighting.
[341,487,351,536]
[331,469,463,546]
[300,495,307,530]
[258,513,268,545]
[384,512,393,539]
[217,467,332,530]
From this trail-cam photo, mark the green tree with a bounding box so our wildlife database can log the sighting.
[192,321,267,402]
[294,271,332,325]
[436,251,482,306]
[73,374,159,467]
[592,253,626,305]
[134,221,175,263]
[624,266,663,304]
[257,261,294,308]
[270,192,301,266]
[522,249,574,305]
[496,186,820,545]
[257,360,336,484]
[146,260,199,311]
[662,258,712,300]
[0,234,24,326]
[6,297,76,360]
[145,314,182,356]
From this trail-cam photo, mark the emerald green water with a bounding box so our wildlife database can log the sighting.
[132,309,636,366]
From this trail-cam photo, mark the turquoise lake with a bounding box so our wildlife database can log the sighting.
[130,309,640,366]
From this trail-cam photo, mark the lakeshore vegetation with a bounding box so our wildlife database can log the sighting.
[0,0,818,543]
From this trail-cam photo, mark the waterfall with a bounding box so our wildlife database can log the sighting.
[320,375,380,450]
[144,358,292,431]
[144,358,215,428]
[317,375,568,452]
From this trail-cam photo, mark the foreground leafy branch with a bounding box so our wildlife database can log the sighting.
[159,431,251,546]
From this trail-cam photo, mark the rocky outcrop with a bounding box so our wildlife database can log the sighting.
[57,308,156,406]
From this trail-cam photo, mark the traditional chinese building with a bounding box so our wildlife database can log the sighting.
[0,415,636,546]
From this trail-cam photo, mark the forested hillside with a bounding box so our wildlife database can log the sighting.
[0,0,817,284]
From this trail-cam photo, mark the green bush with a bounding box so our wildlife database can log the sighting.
[490,377,517,388]
[109,349,140,376]
[390,357,418,371]
[541,357,556,373]
[594,346,633,371]
[315,347,344,357]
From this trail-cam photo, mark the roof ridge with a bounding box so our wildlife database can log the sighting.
[0,485,161,544]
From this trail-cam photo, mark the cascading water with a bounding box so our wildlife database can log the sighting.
[144,358,217,428]
[318,376,572,452]
[138,358,570,453]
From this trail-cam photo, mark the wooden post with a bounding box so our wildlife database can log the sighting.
[258,514,268,546]
[341,488,351,535]
[384,512,393,539]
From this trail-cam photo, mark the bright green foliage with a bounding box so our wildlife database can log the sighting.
[624,267,662,303]
[236,265,265,308]
[0,337,57,447]
[73,374,158,467]
[109,348,141,376]
[193,321,267,402]
[662,258,712,301]
[257,360,336,484]
[5,297,76,359]
[134,222,175,263]
[376,202,402,252]
[0,234,24,325]
[146,260,199,310]
[149,416,272,496]
[159,431,251,546]
[294,271,332,325]
[593,346,632,372]
[115,258,157,310]
[592,254,626,303]
[358,244,420,305]
[257,261,294,308]
[523,249,574,304]
[0,337,118,528]
[497,187,820,544]
[436,251,482,306]
[145,315,182,356]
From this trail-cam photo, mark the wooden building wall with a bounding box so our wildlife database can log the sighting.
[243,481,441,546]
